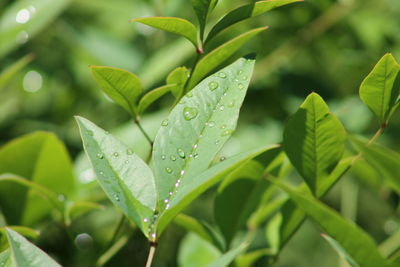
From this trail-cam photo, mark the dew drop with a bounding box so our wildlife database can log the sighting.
[125,160,129,164]
[220,156,226,161]
[238,83,244,90]
[242,75,248,81]
[113,193,120,201]
[193,144,198,149]
[169,192,173,196]
[96,152,104,159]
[183,107,198,120]
[177,148,185,158]
[208,81,219,91]
[165,204,170,209]
[165,167,172,174]
[161,155,166,160]
[207,121,215,128]
[219,105,225,111]
[221,130,232,136]
[218,72,227,78]
[180,170,185,176]
[215,140,220,145]
[87,130,93,136]
[228,100,235,108]
[113,152,119,158]
[161,119,169,126]
[144,218,149,223]
[164,199,169,203]
[151,233,157,239]
[194,153,199,159]
[170,155,177,161]
[16,9,31,24]
[99,171,104,176]
[126,149,134,155]
[179,100,186,105]
[220,124,226,129]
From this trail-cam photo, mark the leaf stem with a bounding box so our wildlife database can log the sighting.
[145,242,157,267]
[134,117,153,147]
[107,215,126,250]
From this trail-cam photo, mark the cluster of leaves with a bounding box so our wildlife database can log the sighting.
[1,1,400,267]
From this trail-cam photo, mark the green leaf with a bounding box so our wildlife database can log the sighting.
[191,0,219,40]
[0,226,39,253]
[138,84,176,115]
[187,27,267,89]
[0,54,34,90]
[350,136,400,194]
[321,234,360,267]
[6,229,61,266]
[167,66,190,99]
[0,132,74,225]
[178,233,221,267]
[0,0,70,59]
[0,250,11,267]
[156,145,278,235]
[90,66,143,116]
[276,181,388,267]
[359,53,400,124]
[131,17,198,48]
[283,92,346,194]
[75,116,156,237]
[206,243,247,267]
[214,160,264,245]
[379,229,400,258]
[206,0,302,42]
[152,56,255,208]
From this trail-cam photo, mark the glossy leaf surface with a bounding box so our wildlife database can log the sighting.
[191,0,219,39]
[90,66,143,116]
[76,116,156,237]
[132,17,198,47]
[359,53,400,124]
[283,93,346,194]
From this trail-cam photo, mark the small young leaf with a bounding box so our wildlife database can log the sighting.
[276,181,388,267]
[90,66,143,116]
[6,228,61,267]
[321,234,360,267]
[206,0,302,42]
[138,84,176,114]
[167,66,190,98]
[131,17,198,48]
[75,116,156,237]
[152,56,254,208]
[283,92,346,194]
[359,53,400,125]
[187,27,267,89]
[178,233,221,267]
[191,0,219,40]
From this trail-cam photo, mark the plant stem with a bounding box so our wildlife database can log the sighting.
[134,117,153,147]
[107,215,126,249]
[145,242,157,267]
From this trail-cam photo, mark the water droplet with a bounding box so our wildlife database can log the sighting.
[165,204,170,209]
[220,156,226,161]
[242,75,248,81]
[180,170,185,176]
[170,155,177,161]
[161,119,169,126]
[87,130,93,136]
[208,81,219,91]
[193,144,198,149]
[16,9,31,24]
[221,130,232,136]
[125,160,129,164]
[183,107,198,120]
[194,153,199,159]
[187,92,193,98]
[96,152,104,159]
[179,99,186,105]
[219,105,225,111]
[169,192,173,196]
[151,233,157,239]
[215,140,220,145]
[105,131,110,135]
[218,72,227,78]
[99,171,104,176]
[113,152,119,158]
[23,70,42,92]
[165,167,172,174]
[144,218,149,222]
[177,179,181,183]
[228,100,235,108]
[220,125,226,129]
[177,148,185,158]
[126,149,134,155]
[161,155,166,160]
[238,70,243,75]
[207,121,215,128]
[238,83,244,90]
[113,193,120,201]
[16,31,29,44]
[164,199,169,203]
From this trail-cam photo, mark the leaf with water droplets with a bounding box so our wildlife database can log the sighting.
[138,84,176,115]
[152,57,255,213]
[131,17,198,48]
[75,116,156,238]
[0,249,11,267]
[6,228,61,267]
[206,0,302,42]
[187,27,267,89]
[90,66,143,117]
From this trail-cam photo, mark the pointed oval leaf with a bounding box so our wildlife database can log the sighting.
[167,66,190,98]
[90,66,142,116]
[191,0,219,39]
[359,53,400,124]
[156,145,279,235]
[206,0,302,42]
[187,27,267,89]
[75,116,156,237]
[152,57,255,208]
[6,228,61,267]
[178,233,221,267]
[138,84,176,114]
[131,17,198,48]
[276,182,388,267]
[283,93,346,194]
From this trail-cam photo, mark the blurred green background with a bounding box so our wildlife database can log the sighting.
[0,0,399,266]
